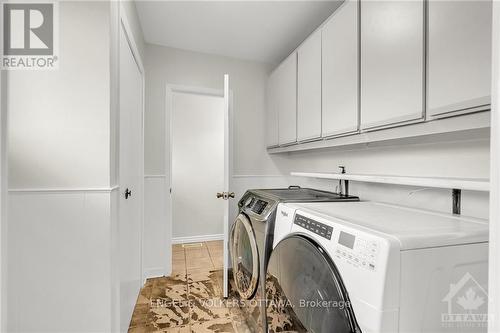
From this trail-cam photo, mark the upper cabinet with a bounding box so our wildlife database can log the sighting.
[297,30,322,142]
[266,0,492,153]
[322,0,359,137]
[427,1,492,118]
[266,70,279,148]
[277,52,298,146]
[360,0,424,130]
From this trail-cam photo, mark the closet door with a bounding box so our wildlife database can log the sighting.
[297,30,322,142]
[427,0,492,118]
[278,53,297,145]
[322,0,359,137]
[266,70,279,148]
[360,0,424,130]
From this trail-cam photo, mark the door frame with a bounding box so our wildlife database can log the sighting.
[165,83,233,277]
[119,5,146,285]
[489,1,500,332]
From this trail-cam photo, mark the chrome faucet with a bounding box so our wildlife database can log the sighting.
[338,166,349,197]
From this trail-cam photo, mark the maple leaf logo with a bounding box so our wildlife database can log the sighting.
[457,288,485,312]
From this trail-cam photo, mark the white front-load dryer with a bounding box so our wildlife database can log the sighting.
[266,201,489,333]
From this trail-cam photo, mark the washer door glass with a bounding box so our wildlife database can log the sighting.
[265,235,359,333]
[230,214,259,299]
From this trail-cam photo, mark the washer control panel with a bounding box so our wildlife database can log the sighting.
[251,199,269,214]
[240,194,276,219]
[335,234,380,271]
[294,214,333,240]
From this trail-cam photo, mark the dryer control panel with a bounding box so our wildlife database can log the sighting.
[240,193,276,220]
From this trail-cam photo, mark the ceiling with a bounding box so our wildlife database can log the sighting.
[135,1,343,64]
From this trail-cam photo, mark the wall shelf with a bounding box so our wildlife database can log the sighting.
[291,172,490,192]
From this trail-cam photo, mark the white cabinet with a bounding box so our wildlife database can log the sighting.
[277,52,297,145]
[297,30,322,141]
[266,71,279,147]
[428,1,492,118]
[322,0,359,137]
[360,0,424,130]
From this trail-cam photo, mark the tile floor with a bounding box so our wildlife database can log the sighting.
[128,241,251,333]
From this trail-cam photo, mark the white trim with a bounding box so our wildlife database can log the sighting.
[8,186,120,194]
[166,85,173,278]
[172,234,224,244]
[168,84,224,97]
[144,174,167,179]
[291,172,490,192]
[119,4,144,74]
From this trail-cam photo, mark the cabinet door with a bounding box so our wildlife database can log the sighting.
[428,1,492,117]
[278,52,297,145]
[297,30,322,141]
[322,0,359,137]
[360,0,424,129]
[266,71,279,147]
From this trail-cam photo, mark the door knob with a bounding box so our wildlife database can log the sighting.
[125,188,132,199]
[216,192,235,200]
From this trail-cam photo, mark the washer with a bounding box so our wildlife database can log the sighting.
[229,187,359,332]
[267,201,489,333]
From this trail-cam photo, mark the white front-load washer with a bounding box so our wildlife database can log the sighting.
[266,201,489,333]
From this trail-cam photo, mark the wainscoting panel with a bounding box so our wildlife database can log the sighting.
[172,233,224,244]
[143,176,169,279]
[7,190,113,332]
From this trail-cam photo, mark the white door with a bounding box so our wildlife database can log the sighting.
[222,74,231,298]
[427,0,492,117]
[119,22,143,332]
[322,0,359,137]
[360,0,424,130]
[297,30,322,142]
[277,53,298,145]
[266,71,279,148]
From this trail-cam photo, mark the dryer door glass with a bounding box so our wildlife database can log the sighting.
[230,214,259,299]
[266,235,359,333]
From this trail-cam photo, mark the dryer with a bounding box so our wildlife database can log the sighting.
[229,187,359,332]
[267,201,489,333]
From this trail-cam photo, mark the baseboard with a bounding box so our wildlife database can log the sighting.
[172,234,224,244]
[143,267,166,281]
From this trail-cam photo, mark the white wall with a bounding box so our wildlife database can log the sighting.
[144,43,274,176]
[171,92,224,239]
[0,61,7,333]
[6,2,118,332]
[8,3,111,189]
